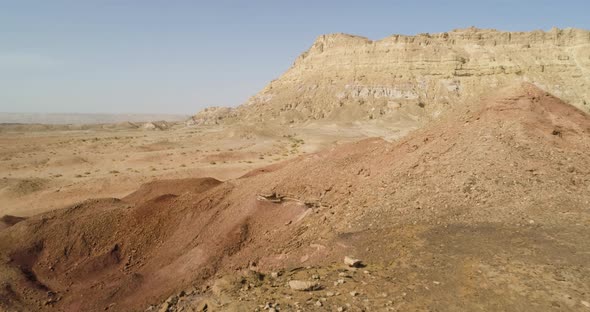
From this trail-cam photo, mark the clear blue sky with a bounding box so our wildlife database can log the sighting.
[1,0,588,114]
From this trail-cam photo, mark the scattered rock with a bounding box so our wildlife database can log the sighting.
[344,256,362,268]
[263,302,280,311]
[288,280,319,291]
[158,302,170,312]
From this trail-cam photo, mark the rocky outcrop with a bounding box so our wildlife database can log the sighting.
[195,27,590,124]
[186,107,235,126]
[142,120,171,130]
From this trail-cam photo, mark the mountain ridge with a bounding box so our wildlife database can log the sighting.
[189,27,590,126]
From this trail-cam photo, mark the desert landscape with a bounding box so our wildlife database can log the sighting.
[1,26,590,312]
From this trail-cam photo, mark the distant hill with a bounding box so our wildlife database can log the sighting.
[0,112,189,125]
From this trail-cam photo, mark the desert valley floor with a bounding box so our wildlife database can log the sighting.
[0,118,416,218]
[1,84,589,311]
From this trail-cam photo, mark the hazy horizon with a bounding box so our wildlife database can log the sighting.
[0,112,189,125]
[1,0,589,115]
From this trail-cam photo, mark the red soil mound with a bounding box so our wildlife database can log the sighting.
[122,177,222,204]
[0,215,26,231]
[1,83,589,311]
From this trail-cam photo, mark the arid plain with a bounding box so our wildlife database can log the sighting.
[1,28,590,312]
[1,120,410,218]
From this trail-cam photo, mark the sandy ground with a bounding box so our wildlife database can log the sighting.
[0,121,417,217]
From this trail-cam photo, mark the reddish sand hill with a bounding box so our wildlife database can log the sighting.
[1,83,589,311]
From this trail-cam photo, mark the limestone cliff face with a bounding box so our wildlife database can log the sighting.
[194,27,590,124]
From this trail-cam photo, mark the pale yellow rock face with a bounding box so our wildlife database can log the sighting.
[187,106,235,125]
[197,28,590,124]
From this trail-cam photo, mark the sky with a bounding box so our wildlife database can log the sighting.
[1,0,589,115]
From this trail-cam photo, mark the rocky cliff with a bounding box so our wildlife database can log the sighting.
[191,27,590,125]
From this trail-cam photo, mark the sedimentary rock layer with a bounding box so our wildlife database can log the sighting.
[190,27,590,125]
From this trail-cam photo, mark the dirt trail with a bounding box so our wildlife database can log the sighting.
[1,83,589,311]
